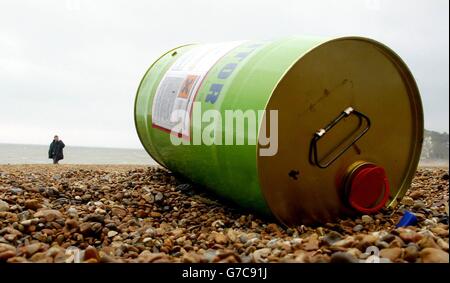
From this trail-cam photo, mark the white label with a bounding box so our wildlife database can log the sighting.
[151,41,244,138]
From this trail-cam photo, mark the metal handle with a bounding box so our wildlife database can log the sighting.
[309,107,371,169]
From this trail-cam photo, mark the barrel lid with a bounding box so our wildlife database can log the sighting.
[347,164,390,214]
[257,37,423,225]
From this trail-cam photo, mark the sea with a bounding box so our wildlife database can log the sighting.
[0,143,157,165]
[0,143,447,167]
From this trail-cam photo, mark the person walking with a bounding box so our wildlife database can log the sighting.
[48,135,65,164]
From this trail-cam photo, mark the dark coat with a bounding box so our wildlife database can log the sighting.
[49,140,65,161]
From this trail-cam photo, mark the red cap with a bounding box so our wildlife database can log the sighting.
[347,165,390,214]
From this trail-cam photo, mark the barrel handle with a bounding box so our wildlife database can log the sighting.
[309,107,371,169]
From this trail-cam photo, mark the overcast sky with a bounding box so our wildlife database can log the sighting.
[0,0,448,148]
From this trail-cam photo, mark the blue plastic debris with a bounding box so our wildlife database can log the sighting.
[396,211,418,227]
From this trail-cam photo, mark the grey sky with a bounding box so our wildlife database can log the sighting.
[0,0,448,148]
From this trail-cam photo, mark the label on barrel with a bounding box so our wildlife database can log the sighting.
[151,41,244,138]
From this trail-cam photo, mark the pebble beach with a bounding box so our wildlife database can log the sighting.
[0,165,448,263]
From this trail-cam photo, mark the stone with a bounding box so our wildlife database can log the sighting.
[437,238,449,251]
[54,198,69,205]
[361,215,374,224]
[409,190,423,200]
[65,218,79,229]
[403,244,419,262]
[439,215,449,225]
[91,222,102,234]
[45,246,64,258]
[33,209,63,222]
[24,243,44,256]
[182,252,202,263]
[266,223,280,234]
[266,239,279,248]
[401,197,414,206]
[0,200,11,212]
[84,246,100,262]
[108,231,118,238]
[150,211,161,218]
[243,237,259,248]
[398,229,422,243]
[0,227,22,236]
[290,238,302,248]
[4,234,17,241]
[25,199,42,210]
[430,226,449,237]
[238,234,248,244]
[352,224,364,232]
[380,247,402,262]
[375,240,389,249]
[346,248,362,259]
[388,237,405,248]
[381,233,396,243]
[418,236,441,249]
[331,236,355,248]
[357,234,379,250]
[413,200,426,210]
[81,194,92,201]
[138,251,166,263]
[79,222,93,234]
[330,252,358,263]
[143,193,154,203]
[105,223,118,231]
[176,184,193,193]
[302,234,319,251]
[212,232,228,245]
[95,208,106,215]
[30,252,50,263]
[252,248,271,262]
[100,254,120,263]
[323,231,343,246]
[56,234,65,244]
[0,250,16,261]
[19,220,31,227]
[45,188,60,197]
[0,212,18,222]
[111,207,127,218]
[6,256,28,263]
[308,254,330,263]
[10,188,24,194]
[155,192,164,202]
[83,214,104,223]
[211,220,225,228]
[0,243,16,254]
[420,248,449,263]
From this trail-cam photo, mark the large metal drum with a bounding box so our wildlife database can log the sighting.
[134,37,423,225]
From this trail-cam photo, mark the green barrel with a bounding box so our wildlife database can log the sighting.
[134,37,423,225]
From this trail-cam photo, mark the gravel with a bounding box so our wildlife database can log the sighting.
[0,164,448,263]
